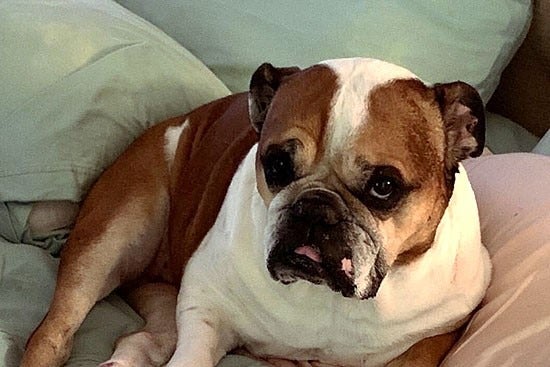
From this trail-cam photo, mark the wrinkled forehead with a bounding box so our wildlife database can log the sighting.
[262,58,444,179]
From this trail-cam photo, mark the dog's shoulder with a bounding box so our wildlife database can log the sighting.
[165,93,260,282]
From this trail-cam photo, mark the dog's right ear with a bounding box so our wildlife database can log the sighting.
[249,63,301,133]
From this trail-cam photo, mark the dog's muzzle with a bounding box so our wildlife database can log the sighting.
[267,188,360,298]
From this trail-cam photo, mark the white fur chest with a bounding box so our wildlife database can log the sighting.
[179,146,491,366]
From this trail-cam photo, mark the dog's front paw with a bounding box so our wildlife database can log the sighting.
[99,330,176,367]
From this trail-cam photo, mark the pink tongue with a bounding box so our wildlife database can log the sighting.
[294,246,322,263]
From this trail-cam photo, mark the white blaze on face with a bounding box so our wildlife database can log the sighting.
[320,58,418,297]
[320,58,419,156]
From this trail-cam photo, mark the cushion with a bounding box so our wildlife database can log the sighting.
[485,112,539,154]
[115,0,531,102]
[0,201,77,255]
[0,0,230,203]
[442,153,550,366]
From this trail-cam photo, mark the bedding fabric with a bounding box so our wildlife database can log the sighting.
[532,129,550,156]
[485,112,540,154]
[0,0,230,204]
[443,153,550,366]
[115,0,531,103]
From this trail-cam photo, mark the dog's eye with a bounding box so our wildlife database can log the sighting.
[263,148,296,189]
[362,166,407,211]
[368,176,395,200]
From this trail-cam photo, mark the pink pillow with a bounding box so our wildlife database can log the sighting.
[442,153,550,366]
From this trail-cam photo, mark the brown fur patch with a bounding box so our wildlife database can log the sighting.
[353,79,451,264]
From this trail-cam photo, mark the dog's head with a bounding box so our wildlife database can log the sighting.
[248,58,485,299]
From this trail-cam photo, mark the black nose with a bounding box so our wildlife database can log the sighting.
[291,188,347,225]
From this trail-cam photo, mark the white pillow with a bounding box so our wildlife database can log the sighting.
[0,0,230,203]
[116,0,531,102]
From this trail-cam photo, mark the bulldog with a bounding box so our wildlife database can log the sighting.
[20,58,491,367]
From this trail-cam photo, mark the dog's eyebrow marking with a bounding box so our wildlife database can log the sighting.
[164,119,189,169]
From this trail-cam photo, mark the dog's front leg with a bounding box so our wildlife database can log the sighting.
[166,303,236,367]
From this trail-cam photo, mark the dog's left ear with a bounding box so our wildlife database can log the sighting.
[249,63,301,133]
[434,81,486,173]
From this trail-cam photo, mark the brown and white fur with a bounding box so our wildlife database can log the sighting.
[20,58,491,367]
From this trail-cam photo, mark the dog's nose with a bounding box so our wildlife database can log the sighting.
[291,188,347,225]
